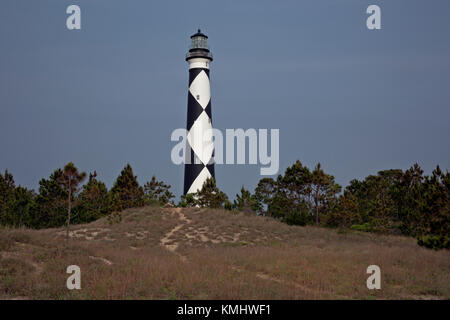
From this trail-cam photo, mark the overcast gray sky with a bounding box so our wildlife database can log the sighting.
[1,0,449,199]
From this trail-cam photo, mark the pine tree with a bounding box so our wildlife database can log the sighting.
[253,177,278,215]
[0,170,35,228]
[194,177,228,208]
[0,170,16,226]
[327,191,361,228]
[179,193,196,208]
[58,162,86,245]
[278,160,312,222]
[10,186,35,228]
[144,176,175,205]
[310,163,341,225]
[110,164,144,210]
[77,171,110,223]
[31,169,67,228]
[233,186,258,214]
[254,160,340,225]
[418,166,449,237]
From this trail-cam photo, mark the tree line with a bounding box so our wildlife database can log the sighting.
[0,163,174,231]
[179,161,448,250]
[1,161,448,249]
[234,161,448,249]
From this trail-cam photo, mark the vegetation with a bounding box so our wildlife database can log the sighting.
[249,161,448,249]
[0,163,174,230]
[58,162,86,244]
[233,186,259,214]
[144,176,175,205]
[0,160,448,249]
[0,206,448,299]
[110,164,145,211]
[76,171,110,223]
[252,161,341,226]
[179,177,230,209]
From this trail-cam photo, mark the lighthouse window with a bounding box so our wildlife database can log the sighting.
[191,36,208,49]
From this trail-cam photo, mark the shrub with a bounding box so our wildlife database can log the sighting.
[350,222,373,233]
[0,231,15,251]
[417,235,450,250]
[283,209,311,226]
[110,164,145,210]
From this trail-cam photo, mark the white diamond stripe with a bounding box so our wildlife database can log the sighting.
[185,147,204,165]
[189,70,210,109]
[187,166,212,194]
[186,111,214,165]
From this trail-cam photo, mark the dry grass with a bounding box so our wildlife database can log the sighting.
[0,206,449,300]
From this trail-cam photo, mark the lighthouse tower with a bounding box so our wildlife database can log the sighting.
[184,29,215,195]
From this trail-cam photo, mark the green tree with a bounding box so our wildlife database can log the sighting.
[233,186,258,214]
[178,193,196,208]
[144,176,175,205]
[0,170,16,226]
[9,186,35,227]
[346,169,403,233]
[194,177,229,209]
[255,161,340,225]
[253,177,278,215]
[417,166,449,238]
[110,164,144,210]
[397,163,424,235]
[76,171,110,223]
[58,162,86,244]
[0,170,35,227]
[31,169,67,228]
[107,192,123,224]
[310,163,341,225]
[327,191,361,228]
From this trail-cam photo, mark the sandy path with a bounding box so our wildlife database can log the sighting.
[160,208,191,261]
[229,265,348,299]
[89,255,113,266]
[158,208,346,298]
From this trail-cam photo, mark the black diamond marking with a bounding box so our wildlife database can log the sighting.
[184,163,206,195]
[189,68,209,86]
[187,93,204,131]
[189,145,195,165]
[204,101,212,119]
[206,163,215,179]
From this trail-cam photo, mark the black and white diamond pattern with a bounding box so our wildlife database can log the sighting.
[184,68,215,195]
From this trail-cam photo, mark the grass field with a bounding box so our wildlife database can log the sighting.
[0,206,449,299]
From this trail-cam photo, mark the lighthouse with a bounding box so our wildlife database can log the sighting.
[184,29,215,195]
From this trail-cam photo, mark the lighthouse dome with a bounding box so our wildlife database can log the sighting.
[190,29,209,50]
[186,29,213,61]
